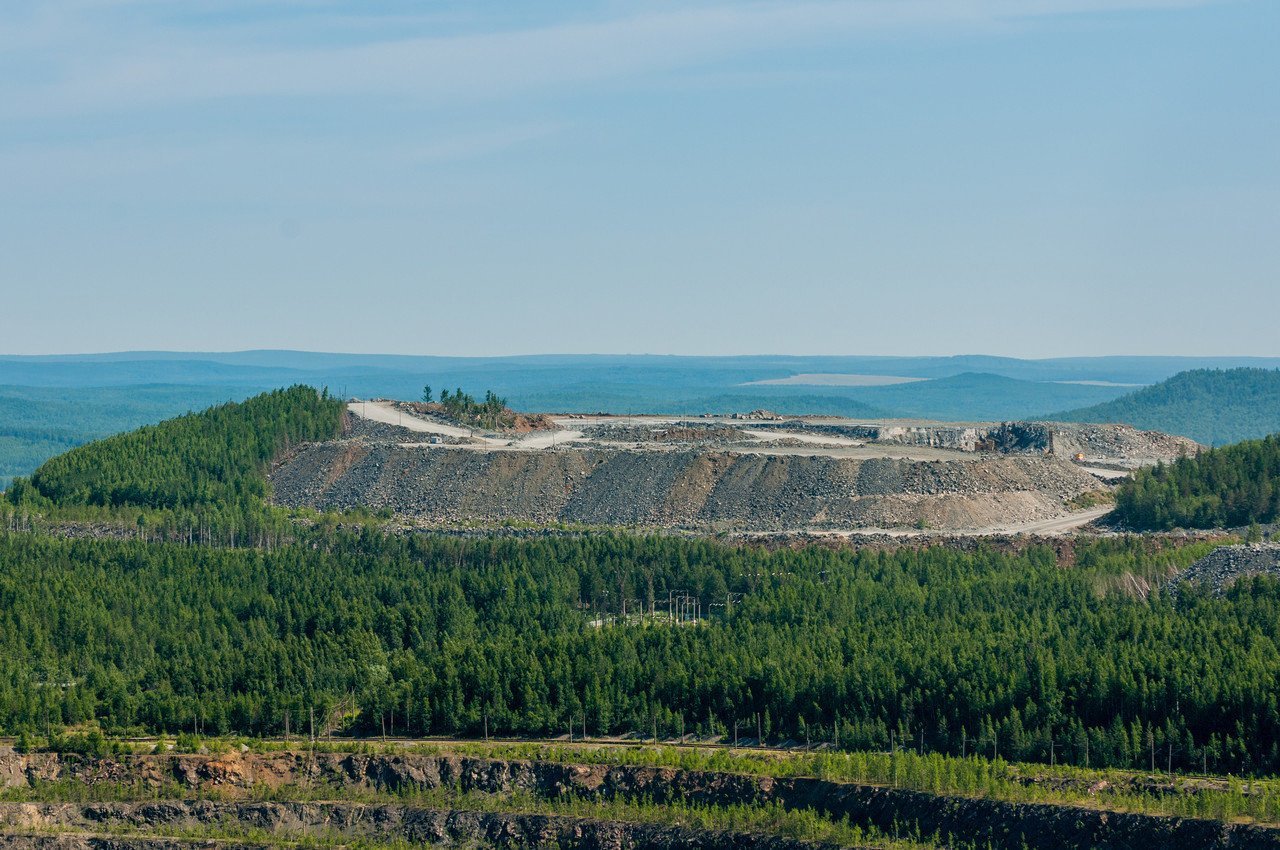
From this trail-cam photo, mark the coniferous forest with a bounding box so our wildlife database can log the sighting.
[15,385,345,511]
[1113,434,1280,530]
[2,528,1279,775]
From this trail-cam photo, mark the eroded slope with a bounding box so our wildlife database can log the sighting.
[270,442,1106,531]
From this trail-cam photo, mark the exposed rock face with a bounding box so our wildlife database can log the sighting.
[269,444,1105,531]
[0,840,263,850]
[2,751,1277,850]
[1170,544,1280,596]
[1043,422,1200,468]
[757,421,1198,466]
[0,801,832,850]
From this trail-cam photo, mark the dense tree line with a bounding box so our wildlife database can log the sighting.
[1,527,1276,774]
[1112,434,1280,530]
[1054,368,1280,446]
[5,386,344,512]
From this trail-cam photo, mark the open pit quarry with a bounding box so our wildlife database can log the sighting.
[266,402,1200,533]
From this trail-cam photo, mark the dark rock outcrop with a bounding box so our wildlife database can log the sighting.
[0,801,838,850]
[2,750,1278,850]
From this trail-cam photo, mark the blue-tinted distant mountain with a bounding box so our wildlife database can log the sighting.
[3,351,1278,488]
[845,373,1131,422]
[1052,368,1280,446]
[0,359,323,388]
[6,350,1280,388]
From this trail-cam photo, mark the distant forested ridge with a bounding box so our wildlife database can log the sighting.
[5,357,1279,483]
[7,386,343,511]
[1053,368,1280,446]
[1112,434,1280,530]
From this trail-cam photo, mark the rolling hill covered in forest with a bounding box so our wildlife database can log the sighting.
[1053,368,1280,446]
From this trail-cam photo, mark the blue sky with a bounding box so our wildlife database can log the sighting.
[2,0,1277,356]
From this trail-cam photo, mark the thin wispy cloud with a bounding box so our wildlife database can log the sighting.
[1,0,1271,357]
[1,0,1224,118]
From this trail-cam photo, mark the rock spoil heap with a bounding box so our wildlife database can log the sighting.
[1169,544,1280,596]
[583,423,750,445]
[270,443,1106,531]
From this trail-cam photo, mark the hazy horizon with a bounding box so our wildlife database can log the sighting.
[5,349,1280,362]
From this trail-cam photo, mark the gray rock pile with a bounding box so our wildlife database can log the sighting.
[1169,544,1280,596]
[269,442,1104,531]
[583,422,749,445]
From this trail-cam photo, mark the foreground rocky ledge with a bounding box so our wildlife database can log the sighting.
[3,750,1279,850]
[0,801,839,850]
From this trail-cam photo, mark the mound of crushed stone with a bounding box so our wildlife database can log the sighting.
[1169,544,1280,596]
[270,442,1109,532]
[584,422,750,444]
